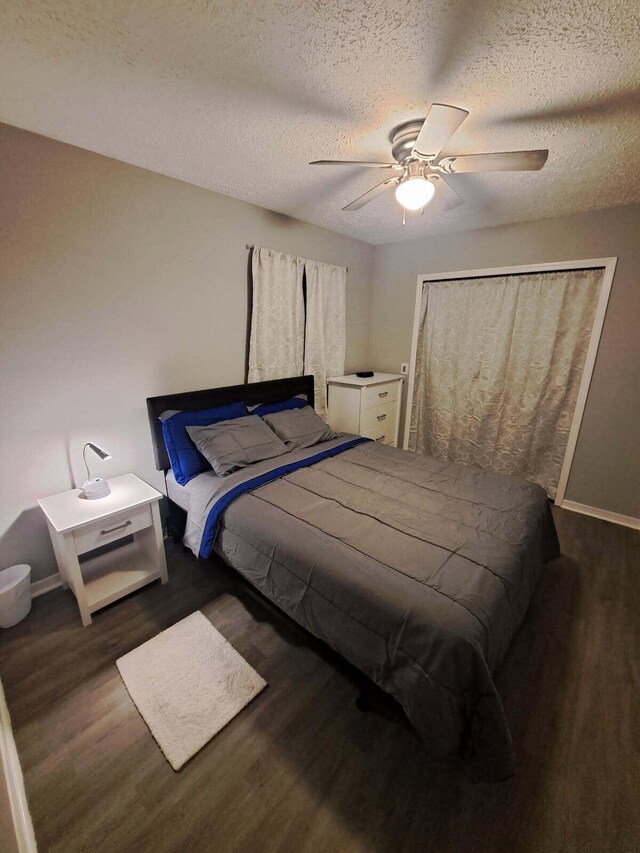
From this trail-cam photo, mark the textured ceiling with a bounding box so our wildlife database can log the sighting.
[1,0,639,244]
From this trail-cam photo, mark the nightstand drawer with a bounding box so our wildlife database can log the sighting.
[361,382,400,411]
[73,505,152,555]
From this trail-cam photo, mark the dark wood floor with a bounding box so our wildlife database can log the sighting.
[0,507,638,853]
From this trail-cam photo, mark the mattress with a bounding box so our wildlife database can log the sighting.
[165,468,192,513]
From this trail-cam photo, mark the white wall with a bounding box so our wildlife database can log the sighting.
[369,205,640,519]
[0,123,375,581]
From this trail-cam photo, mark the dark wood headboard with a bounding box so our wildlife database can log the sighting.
[146,375,315,472]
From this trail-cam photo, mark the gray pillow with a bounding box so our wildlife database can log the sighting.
[186,415,288,477]
[262,407,336,451]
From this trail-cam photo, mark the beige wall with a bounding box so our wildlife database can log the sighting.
[369,205,640,519]
[0,123,374,582]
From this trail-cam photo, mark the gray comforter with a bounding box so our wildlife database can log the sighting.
[184,438,559,777]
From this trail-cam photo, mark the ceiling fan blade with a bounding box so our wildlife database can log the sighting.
[310,160,399,169]
[412,104,469,159]
[441,149,549,173]
[342,177,398,211]
[433,176,464,210]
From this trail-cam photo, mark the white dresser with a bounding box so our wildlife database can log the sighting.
[326,373,404,447]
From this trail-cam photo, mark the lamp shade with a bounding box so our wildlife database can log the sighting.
[395,177,436,211]
[85,443,112,461]
[82,442,112,499]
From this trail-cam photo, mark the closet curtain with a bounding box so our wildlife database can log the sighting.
[408,268,602,495]
[248,247,305,382]
[304,260,346,418]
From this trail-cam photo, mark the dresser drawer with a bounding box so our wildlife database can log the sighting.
[362,429,395,445]
[73,504,152,555]
[360,401,397,444]
[360,400,396,433]
[361,381,400,411]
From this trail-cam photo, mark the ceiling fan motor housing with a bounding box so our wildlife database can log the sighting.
[390,120,429,162]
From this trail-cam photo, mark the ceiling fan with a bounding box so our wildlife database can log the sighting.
[310,103,548,223]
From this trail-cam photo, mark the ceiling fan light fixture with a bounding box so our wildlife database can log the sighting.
[312,103,548,218]
[395,176,436,211]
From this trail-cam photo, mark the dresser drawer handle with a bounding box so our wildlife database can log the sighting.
[100,520,132,536]
[376,413,387,421]
[375,435,386,442]
[378,391,389,398]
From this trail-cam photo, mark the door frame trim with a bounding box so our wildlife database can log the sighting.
[0,680,37,853]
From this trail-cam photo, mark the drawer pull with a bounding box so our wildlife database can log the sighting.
[378,391,389,398]
[376,413,387,421]
[100,520,132,536]
[375,435,386,442]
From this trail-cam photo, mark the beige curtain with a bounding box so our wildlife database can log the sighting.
[303,260,346,418]
[408,268,603,495]
[248,247,305,382]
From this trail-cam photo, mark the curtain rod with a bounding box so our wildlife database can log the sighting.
[246,244,349,272]
[422,266,604,284]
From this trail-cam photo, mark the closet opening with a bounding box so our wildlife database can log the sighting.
[404,258,617,505]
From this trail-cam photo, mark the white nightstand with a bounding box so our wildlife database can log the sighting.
[38,473,168,627]
[327,373,404,447]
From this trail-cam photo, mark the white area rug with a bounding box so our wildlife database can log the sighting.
[116,611,267,770]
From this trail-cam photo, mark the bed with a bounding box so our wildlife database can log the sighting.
[147,375,559,779]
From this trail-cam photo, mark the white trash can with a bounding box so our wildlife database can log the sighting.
[0,564,32,628]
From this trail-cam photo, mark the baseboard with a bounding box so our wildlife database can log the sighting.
[31,574,62,598]
[560,500,640,531]
[0,680,37,853]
